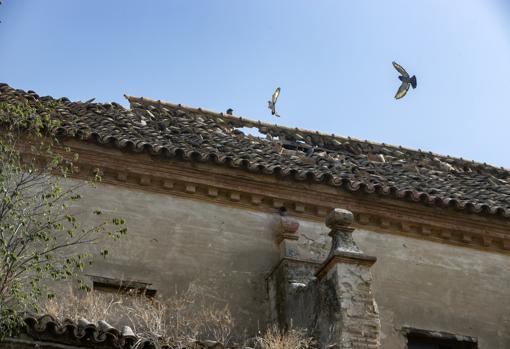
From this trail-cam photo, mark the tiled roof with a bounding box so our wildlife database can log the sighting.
[1,83,510,218]
[20,315,226,349]
[22,315,137,349]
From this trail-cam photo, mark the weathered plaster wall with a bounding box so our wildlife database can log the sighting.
[355,230,510,349]
[291,216,510,348]
[73,181,282,334]
[72,181,510,347]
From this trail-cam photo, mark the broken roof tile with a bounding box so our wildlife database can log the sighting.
[1,83,510,219]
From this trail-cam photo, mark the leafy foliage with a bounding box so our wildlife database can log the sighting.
[0,97,127,337]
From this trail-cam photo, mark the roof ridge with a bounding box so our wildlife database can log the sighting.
[3,83,510,219]
[125,95,508,172]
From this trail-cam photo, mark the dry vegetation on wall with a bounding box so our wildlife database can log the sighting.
[44,285,234,348]
[256,325,315,349]
[43,286,314,349]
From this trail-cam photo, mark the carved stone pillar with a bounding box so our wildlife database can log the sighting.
[268,215,320,330]
[315,209,381,349]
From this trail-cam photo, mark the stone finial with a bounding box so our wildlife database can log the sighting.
[277,216,300,243]
[325,208,360,256]
[316,208,377,280]
[326,208,354,231]
[281,216,299,234]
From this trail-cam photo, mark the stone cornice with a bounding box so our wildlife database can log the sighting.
[316,252,378,280]
[44,140,510,255]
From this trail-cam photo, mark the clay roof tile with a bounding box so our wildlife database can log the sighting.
[1,83,510,218]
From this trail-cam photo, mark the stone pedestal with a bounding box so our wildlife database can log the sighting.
[268,215,320,330]
[267,209,381,349]
[315,209,381,349]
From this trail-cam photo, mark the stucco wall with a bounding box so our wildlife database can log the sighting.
[289,215,510,348]
[356,230,510,349]
[73,181,282,335]
[72,181,510,347]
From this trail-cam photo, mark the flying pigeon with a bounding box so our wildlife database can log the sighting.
[268,87,281,117]
[392,62,417,99]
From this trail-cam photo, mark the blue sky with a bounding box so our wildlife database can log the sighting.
[1,1,510,167]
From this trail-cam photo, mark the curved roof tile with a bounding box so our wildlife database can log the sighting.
[1,83,510,219]
[21,315,225,349]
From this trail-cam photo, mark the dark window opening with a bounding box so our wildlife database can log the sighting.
[407,332,477,349]
[90,275,157,297]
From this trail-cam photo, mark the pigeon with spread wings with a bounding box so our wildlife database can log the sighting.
[268,87,281,117]
[392,62,417,99]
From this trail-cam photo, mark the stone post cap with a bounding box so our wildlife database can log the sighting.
[280,216,300,234]
[325,208,354,229]
[277,216,300,244]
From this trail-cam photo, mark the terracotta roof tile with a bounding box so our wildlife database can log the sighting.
[20,315,226,349]
[1,83,510,219]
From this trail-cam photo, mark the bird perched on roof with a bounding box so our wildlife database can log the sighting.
[392,62,417,99]
[226,108,233,115]
[268,87,281,117]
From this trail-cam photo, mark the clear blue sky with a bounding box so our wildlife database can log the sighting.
[1,1,510,167]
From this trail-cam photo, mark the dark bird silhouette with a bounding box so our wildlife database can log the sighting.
[268,87,281,117]
[226,108,233,115]
[392,62,417,99]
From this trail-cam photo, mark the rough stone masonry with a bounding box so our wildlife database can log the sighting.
[269,208,381,349]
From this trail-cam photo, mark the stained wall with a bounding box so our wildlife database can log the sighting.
[73,181,510,348]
